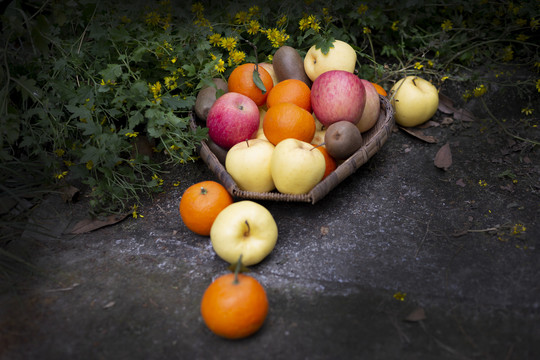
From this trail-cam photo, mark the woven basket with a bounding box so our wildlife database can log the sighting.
[190,95,394,204]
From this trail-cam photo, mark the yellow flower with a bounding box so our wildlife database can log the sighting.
[247,20,260,35]
[276,15,287,27]
[322,8,332,23]
[531,18,539,30]
[64,160,74,167]
[414,62,424,70]
[86,160,94,170]
[208,33,221,46]
[501,45,514,62]
[54,148,65,157]
[248,6,259,17]
[512,223,526,235]
[191,2,204,14]
[536,79,540,92]
[145,11,161,26]
[214,58,226,73]
[173,181,181,187]
[164,76,178,90]
[391,20,399,31]
[132,204,144,218]
[220,37,237,51]
[357,4,368,15]
[441,76,449,82]
[516,18,527,27]
[521,107,534,115]
[152,173,164,186]
[229,50,246,65]
[363,27,371,34]
[516,34,529,41]
[265,28,290,48]
[441,19,453,31]
[55,171,68,180]
[473,84,487,97]
[234,11,248,24]
[393,291,406,301]
[478,179,487,187]
[299,17,310,31]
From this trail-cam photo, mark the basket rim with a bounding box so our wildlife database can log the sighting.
[191,94,395,204]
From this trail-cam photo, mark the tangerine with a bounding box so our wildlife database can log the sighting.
[228,63,274,106]
[266,79,311,112]
[179,181,233,236]
[314,145,337,180]
[263,102,316,145]
[371,82,387,97]
[200,271,268,339]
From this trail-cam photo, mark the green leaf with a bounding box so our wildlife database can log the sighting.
[253,68,267,94]
[315,36,336,55]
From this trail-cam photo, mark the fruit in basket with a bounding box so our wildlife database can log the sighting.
[270,138,325,194]
[263,102,316,145]
[194,78,228,121]
[371,82,387,97]
[314,146,337,180]
[272,45,312,87]
[206,92,260,149]
[200,269,268,339]
[266,79,311,112]
[228,63,273,106]
[210,201,278,266]
[389,76,439,127]
[205,137,228,165]
[304,40,357,81]
[311,129,326,147]
[179,181,233,236]
[226,139,275,193]
[259,62,278,87]
[324,121,363,160]
[311,70,366,127]
[356,79,381,133]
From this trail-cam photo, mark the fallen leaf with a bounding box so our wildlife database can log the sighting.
[103,301,115,309]
[68,213,129,234]
[418,120,440,129]
[440,117,454,126]
[434,143,452,170]
[60,185,80,202]
[456,178,466,187]
[438,93,455,114]
[320,226,329,236]
[399,126,438,143]
[404,307,426,322]
[453,108,476,122]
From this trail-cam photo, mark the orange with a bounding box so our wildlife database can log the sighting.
[228,63,274,106]
[314,145,337,180]
[263,102,316,145]
[179,181,233,236]
[200,272,269,339]
[266,79,311,112]
[371,82,387,97]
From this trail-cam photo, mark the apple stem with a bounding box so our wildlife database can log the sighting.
[233,254,243,284]
[412,78,417,86]
[245,139,250,147]
[244,220,250,237]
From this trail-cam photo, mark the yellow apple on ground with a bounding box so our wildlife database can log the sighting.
[210,201,278,266]
[225,139,275,193]
[259,63,278,87]
[270,138,326,194]
[389,76,439,127]
[304,40,357,82]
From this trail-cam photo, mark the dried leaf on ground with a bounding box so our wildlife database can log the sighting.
[453,108,476,122]
[404,307,426,322]
[68,213,129,234]
[434,143,452,170]
[399,126,438,143]
[438,93,455,114]
[456,178,466,187]
[418,120,440,129]
[60,185,80,202]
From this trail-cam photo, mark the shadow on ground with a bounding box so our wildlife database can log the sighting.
[1,66,539,359]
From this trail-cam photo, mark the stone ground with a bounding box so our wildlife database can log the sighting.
[1,67,539,359]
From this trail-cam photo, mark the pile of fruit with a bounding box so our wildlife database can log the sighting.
[194,39,392,196]
[186,38,441,340]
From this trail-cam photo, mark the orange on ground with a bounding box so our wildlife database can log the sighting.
[179,180,233,236]
[201,272,269,339]
[371,82,387,97]
[263,102,316,145]
[314,145,337,180]
[228,63,274,106]
[266,79,311,112]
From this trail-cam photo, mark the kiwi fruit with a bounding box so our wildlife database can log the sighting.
[205,137,228,165]
[273,46,312,88]
[324,121,363,160]
[194,78,228,121]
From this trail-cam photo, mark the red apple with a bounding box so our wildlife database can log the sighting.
[310,70,366,127]
[356,79,381,133]
[206,92,260,149]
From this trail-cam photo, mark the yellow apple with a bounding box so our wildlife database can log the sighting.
[270,138,326,194]
[259,63,279,87]
[303,40,357,82]
[389,76,439,127]
[311,129,326,147]
[225,139,275,193]
[210,201,278,266]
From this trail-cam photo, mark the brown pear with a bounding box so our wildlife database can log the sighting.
[324,121,363,160]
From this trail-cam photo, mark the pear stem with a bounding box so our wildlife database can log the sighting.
[310,143,325,151]
[244,220,250,236]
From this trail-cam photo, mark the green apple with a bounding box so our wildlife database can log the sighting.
[225,139,275,193]
[389,76,439,127]
[270,138,326,194]
[303,40,357,82]
[210,201,278,266]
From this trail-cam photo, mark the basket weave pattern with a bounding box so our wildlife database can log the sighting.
[191,95,394,204]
